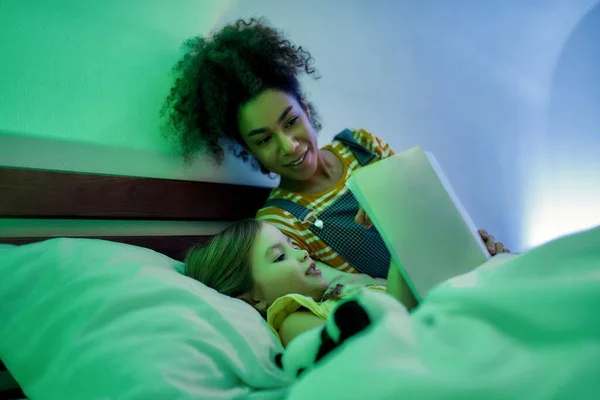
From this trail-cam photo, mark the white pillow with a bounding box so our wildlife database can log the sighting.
[0,238,290,399]
[0,244,16,252]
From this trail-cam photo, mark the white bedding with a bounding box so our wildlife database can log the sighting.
[0,238,289,399]
[1,226,598,399]
[282,226,600,399]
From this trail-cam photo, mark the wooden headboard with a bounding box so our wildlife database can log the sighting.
[0,166,272,261]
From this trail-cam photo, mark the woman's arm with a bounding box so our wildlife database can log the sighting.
[278,311,326,347]
[386,258,419,311]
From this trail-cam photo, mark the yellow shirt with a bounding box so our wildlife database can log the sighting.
[266,285,387,341]
[256,128,395,274]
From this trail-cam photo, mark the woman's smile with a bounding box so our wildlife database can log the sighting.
[285,149,308,167]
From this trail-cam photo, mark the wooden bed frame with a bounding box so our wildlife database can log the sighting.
[0,166,272,399]
[0,166,271,259]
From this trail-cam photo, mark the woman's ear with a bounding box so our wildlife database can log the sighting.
[300,98,311,120]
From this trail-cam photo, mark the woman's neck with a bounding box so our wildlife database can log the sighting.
[279,149,341,194]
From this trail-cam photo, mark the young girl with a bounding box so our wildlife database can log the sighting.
[185,219,417,347]
[163,18,510,280]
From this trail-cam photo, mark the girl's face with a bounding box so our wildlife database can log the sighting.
[246,223,328,310]
[237,89,319,181]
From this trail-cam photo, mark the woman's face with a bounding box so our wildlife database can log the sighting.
[246,223,328,310]
[237,89,319,181]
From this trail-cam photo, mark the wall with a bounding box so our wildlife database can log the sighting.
[218,0,600,250]
[525,3,600,247]
[0,0,276,186]
[2,0,599,251]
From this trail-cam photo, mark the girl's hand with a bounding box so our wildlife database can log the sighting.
[478,229,510,255]
[354,206,373,230]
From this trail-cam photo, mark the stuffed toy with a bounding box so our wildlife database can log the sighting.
[274,290,404,379]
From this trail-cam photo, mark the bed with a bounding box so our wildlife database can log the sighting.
[2,166,599,400]
[0,166,283,399]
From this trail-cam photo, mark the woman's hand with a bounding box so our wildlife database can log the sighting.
[354,206,373,230]
[478,230,510,255]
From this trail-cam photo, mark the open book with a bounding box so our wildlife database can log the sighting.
[346,146,490,301]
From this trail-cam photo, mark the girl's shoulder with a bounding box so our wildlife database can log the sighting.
[266,294,332,340]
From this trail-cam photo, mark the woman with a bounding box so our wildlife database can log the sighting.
[162,17,508,278]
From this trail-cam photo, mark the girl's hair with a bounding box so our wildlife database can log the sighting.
[161,17,322,174]
[185,218,344,305]
[184,218,262,298]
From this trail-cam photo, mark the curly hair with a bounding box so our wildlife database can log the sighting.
[161,17,322,174]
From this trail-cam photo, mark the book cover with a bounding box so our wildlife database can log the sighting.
[346,146,490,300]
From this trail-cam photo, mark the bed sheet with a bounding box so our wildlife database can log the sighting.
[281,227,600,399]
